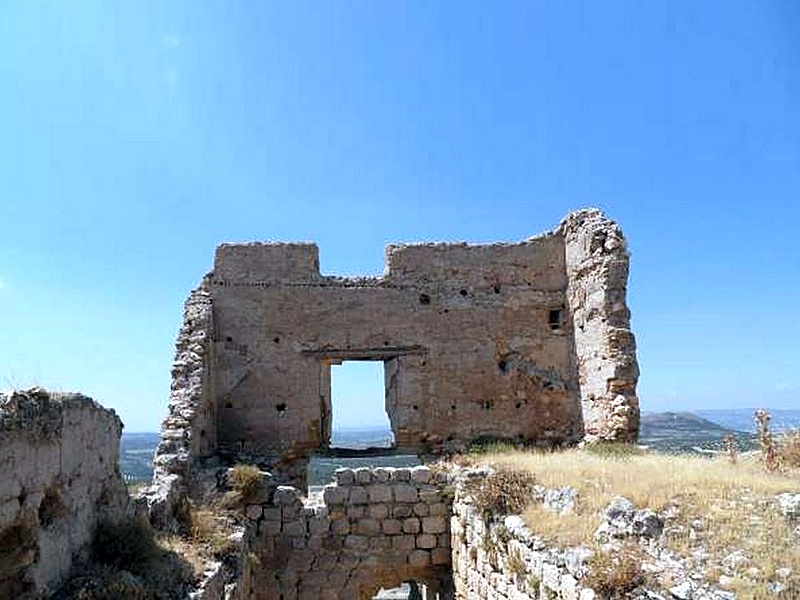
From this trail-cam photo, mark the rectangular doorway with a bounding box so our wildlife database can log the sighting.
[330,360,394,449]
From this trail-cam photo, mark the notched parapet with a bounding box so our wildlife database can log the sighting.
[385,234,566,290]
[213,242,321,284]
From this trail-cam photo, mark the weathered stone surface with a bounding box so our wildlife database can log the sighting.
[0,389,127,598]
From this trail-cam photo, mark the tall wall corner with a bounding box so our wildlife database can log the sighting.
[148,275,217,528]
[559,208,640,442]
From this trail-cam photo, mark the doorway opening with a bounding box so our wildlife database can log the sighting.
[330,360,394,449]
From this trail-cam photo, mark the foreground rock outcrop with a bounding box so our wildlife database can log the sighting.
[0,388,128,598]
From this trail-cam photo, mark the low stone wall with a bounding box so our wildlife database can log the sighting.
[450,501,595,600]
[0,389,127,598]
[245,465,454,599]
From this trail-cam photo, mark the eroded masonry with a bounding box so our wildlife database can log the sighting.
[154,209,639,491]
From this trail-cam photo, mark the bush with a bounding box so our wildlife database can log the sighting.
[227,463,263,503]
[91,518,159,576]
[584,542,645,598]
[779,430,800,468]
[467,468,536,517]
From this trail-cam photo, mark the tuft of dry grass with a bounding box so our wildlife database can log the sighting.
[464,468,536,518]
[189,508,237,557]
[480,448,800,597]
[584,542,645,599]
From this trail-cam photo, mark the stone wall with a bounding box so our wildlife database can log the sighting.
[244,465,454,599]
[151,208,639,492]
[450,479,595,600]
[0,389,127,598]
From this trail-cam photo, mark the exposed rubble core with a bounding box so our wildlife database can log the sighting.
[0,389,127,598]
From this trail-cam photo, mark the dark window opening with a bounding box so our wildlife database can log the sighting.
[418,293,431,305]
[275,403,287,413]
[459,288,468,296]
[549,309,563,331]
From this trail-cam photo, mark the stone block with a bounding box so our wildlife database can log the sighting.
[245,504,263,520]
[344,534,369,552]
[373,467,391,483]
[393,504,413,518]
[390,468,411,482]
[410,466,431,484]
[423,515,447,534]
[282,519,306,536]
[330,517,350,535]
[308,516,329,535]
[368,503,389,519]
[408,549,431,567]
[381,518,402,535]
[392,534,416,551]
[367,483,392,503]
[346,505,365,518]
[413,503,430,517]
[393,484,418,504]
[354,468,372,484]
[347,486,368,505]
[403,517,420,533]
[355,518,381,535]
[430,502,449,516]
[334,468,355,486]
[322,484,347,505]
[262,506,281,521]
[416,533,437,549]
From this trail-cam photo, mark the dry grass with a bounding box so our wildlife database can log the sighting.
[480,448,800,597]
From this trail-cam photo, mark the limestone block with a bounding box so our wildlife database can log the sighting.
[262,506,281,521]
[368,503,389,519]
[347,487,368,505]
[282,519,306,536]
[413,503,430,517]
[393,484,418,504]
[393,504,413,518]
[421,515,447,534]
[390,468,411,482]
[344,534,369,552]
[381,518,402,535]
[392,535,416,551]
[429,502,449,516]
[334,469,355,486]
[369,536,391,551]
[260,519,281,536]
[367,483,392,503]
[416,533,437,549]
[410,466,431,484]
[308,516,329,536]
[354,518,380,535]
[245,504,263,520]
[373,468,391,483]
[354,468,372,484]
[402,517,421,534]
[330,517,350,535]
[322,484,347,505]
[346,505,365,518]
[408,549,431,567]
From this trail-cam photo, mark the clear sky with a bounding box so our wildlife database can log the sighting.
[1,1,799,432]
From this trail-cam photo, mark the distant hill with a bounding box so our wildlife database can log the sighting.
[639,411,757,454]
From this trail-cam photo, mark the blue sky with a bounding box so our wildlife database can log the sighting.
[1,1,798,431]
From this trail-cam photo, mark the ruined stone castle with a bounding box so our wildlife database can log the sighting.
[0,208,640,599]
[153,207,639,490]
